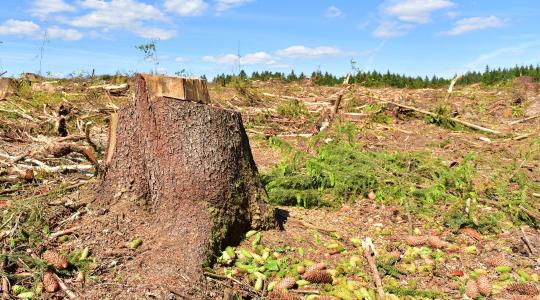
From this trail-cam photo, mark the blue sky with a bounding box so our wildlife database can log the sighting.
[0,0,539,79]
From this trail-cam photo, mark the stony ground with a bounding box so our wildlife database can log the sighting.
[0,76,539,299]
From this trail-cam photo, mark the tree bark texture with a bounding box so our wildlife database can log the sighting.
[98,74,275,287]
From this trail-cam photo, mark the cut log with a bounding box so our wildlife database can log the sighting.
[98,74,275,294]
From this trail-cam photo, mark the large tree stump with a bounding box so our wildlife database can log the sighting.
[99,74,275,294]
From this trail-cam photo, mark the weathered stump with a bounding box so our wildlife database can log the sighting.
[0,78,17,100]
[99,74,275,293]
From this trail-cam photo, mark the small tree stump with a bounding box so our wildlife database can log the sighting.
[0,78,17,100]
[99,74,275,293]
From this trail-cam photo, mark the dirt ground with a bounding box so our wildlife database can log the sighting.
[0,76,539,299]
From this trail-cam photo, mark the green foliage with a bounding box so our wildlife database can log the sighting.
[16,80,32,99]
[212,64,540,89]
[276,99,308,118]
[263,122,538,231]
[230,76,261,106]
[263,123,476,212]
[385,286,445,299]
[424,106,461,130]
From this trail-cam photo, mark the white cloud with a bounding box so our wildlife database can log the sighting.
[373,21,413,37]
[69,0,164,28]
[215,0,254,12]
[384,0,454,24]
[46,26,84,40]
[64,0,175,39]
[276,45,350,58]
[241,52,277,65]
[325,6,342,18]
[132,26,176,40]
[0,20,83,41]
[165,0,208,16]
[202,51,277,65]
[442,16,506,36]
[0,20,41,38]
[175,57,187,62]
[202,54,237,64]
[30,0,76,17]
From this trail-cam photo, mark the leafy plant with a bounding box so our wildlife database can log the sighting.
[135,40,159,74]
[277,99,308,118]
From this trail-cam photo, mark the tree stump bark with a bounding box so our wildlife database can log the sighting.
[98,74,275,294]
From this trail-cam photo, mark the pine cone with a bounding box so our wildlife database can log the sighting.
[427,236,448,249]
[404,235,427,246]
[267,290,300,300]
[386,250,402,263]
[306,262,326,273]
[507,283,539,296]
[302,269,332,284]
[275,277,296,291]
[42,250,68,270]
[465,279,479,299]
[42,272,59,293]
[476,275,491,296]
[486,254,512,267]
[460,227,482,241]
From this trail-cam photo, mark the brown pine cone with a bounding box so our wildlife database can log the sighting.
[486,254,512,267]
[306,262,326,273]
[42,272,59,293]
[427,236,448,249]
[267,290,300,300]
[275,277,296,291]
[507,283,539,296]
[460,227,482,241]
[404,235,427,246]
[476,275,491,296]
[465,279,479,299]
[42,250,68,270]
[302,269,332,284]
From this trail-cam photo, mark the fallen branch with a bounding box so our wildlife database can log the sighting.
[84,121,99,154]
[1,248,10,299]
[16,163,94,174]
[520,227,536,256]
[0,108,35,122]
[509,115,540,126]
[203,272,262,298]
[88,83,128,96]
[49,226,80,240]
[514,133,535,141]
[362,238,384,300]
[105,113,118,166]
[386,101,503,136]
[287,217,337,236]
[276,133,313,138]
[53,273,78,299]
[445,74,462,102]
[333,94,343,116]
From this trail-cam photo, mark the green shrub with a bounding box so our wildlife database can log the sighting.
[276,99,308,118]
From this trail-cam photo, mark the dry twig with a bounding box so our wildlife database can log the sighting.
[362,238,384,300]
[386,100,503,136]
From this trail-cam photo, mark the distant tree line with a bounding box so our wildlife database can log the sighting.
[211,64,540,88]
